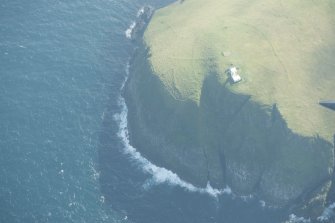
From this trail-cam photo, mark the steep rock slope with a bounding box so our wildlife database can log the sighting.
[125,0,335,217]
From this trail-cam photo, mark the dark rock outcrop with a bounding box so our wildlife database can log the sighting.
[125,46,334,220]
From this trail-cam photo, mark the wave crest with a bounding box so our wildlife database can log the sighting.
[287,214,311,223]
[125,6,152,40]
[125,22,136,39]
[317,203,335,222]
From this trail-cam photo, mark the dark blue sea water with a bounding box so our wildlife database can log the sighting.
[0,1,309,222]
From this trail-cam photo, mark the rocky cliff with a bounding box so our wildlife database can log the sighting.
[125,0,335,219]
[125,46,334,214]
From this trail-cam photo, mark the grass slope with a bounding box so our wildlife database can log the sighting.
[144,0,335,142]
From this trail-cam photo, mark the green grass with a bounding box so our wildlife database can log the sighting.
[144,0,335,142]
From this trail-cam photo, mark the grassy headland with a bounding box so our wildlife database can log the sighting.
[125,0,335,217]
[145,0,335,141]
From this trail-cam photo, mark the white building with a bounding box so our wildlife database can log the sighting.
[228,66,242,83]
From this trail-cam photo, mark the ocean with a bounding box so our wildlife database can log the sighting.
[0,0,312,222]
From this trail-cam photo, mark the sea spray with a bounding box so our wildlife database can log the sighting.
[113,61,231,198]
[286,214,311,223]
[125,22,136,39]
[317,202,335,222]
[125,6,154,40]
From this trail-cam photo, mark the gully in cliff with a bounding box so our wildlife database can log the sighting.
[127,6,154,41]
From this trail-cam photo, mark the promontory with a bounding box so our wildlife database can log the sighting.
[125,0,335,219]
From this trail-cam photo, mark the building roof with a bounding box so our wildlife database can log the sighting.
[229,67,241,83]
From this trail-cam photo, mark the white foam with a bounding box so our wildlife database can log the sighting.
[125,7,149,39]
[240,194,254,202]
[259,200,266,208]
[287,214,311,223]
[113,61,232,198]
[100,195,105,204]
[136,7,146,17]
[125,22,136,39]
[317,202,335,222]
[89,161,100,181]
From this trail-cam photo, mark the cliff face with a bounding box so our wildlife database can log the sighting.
[125,47,334,213]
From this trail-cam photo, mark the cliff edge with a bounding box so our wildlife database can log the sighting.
[125,0,335,219]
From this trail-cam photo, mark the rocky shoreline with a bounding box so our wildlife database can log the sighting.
[125,6,154,41]
[124,44,335,221]
[124,3,335,221]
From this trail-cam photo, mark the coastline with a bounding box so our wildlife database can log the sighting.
[119,4,335,222]
[114,56,232,198]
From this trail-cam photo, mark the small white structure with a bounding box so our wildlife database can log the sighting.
[228,66,242,83]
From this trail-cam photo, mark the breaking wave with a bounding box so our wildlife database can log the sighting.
[125,22,135,39]
[317,203,335,222]
[125,7,149,39]
[287,214,311,223]
[286,202,335,222]
[136,7,146,17]
[113,61,232,198]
